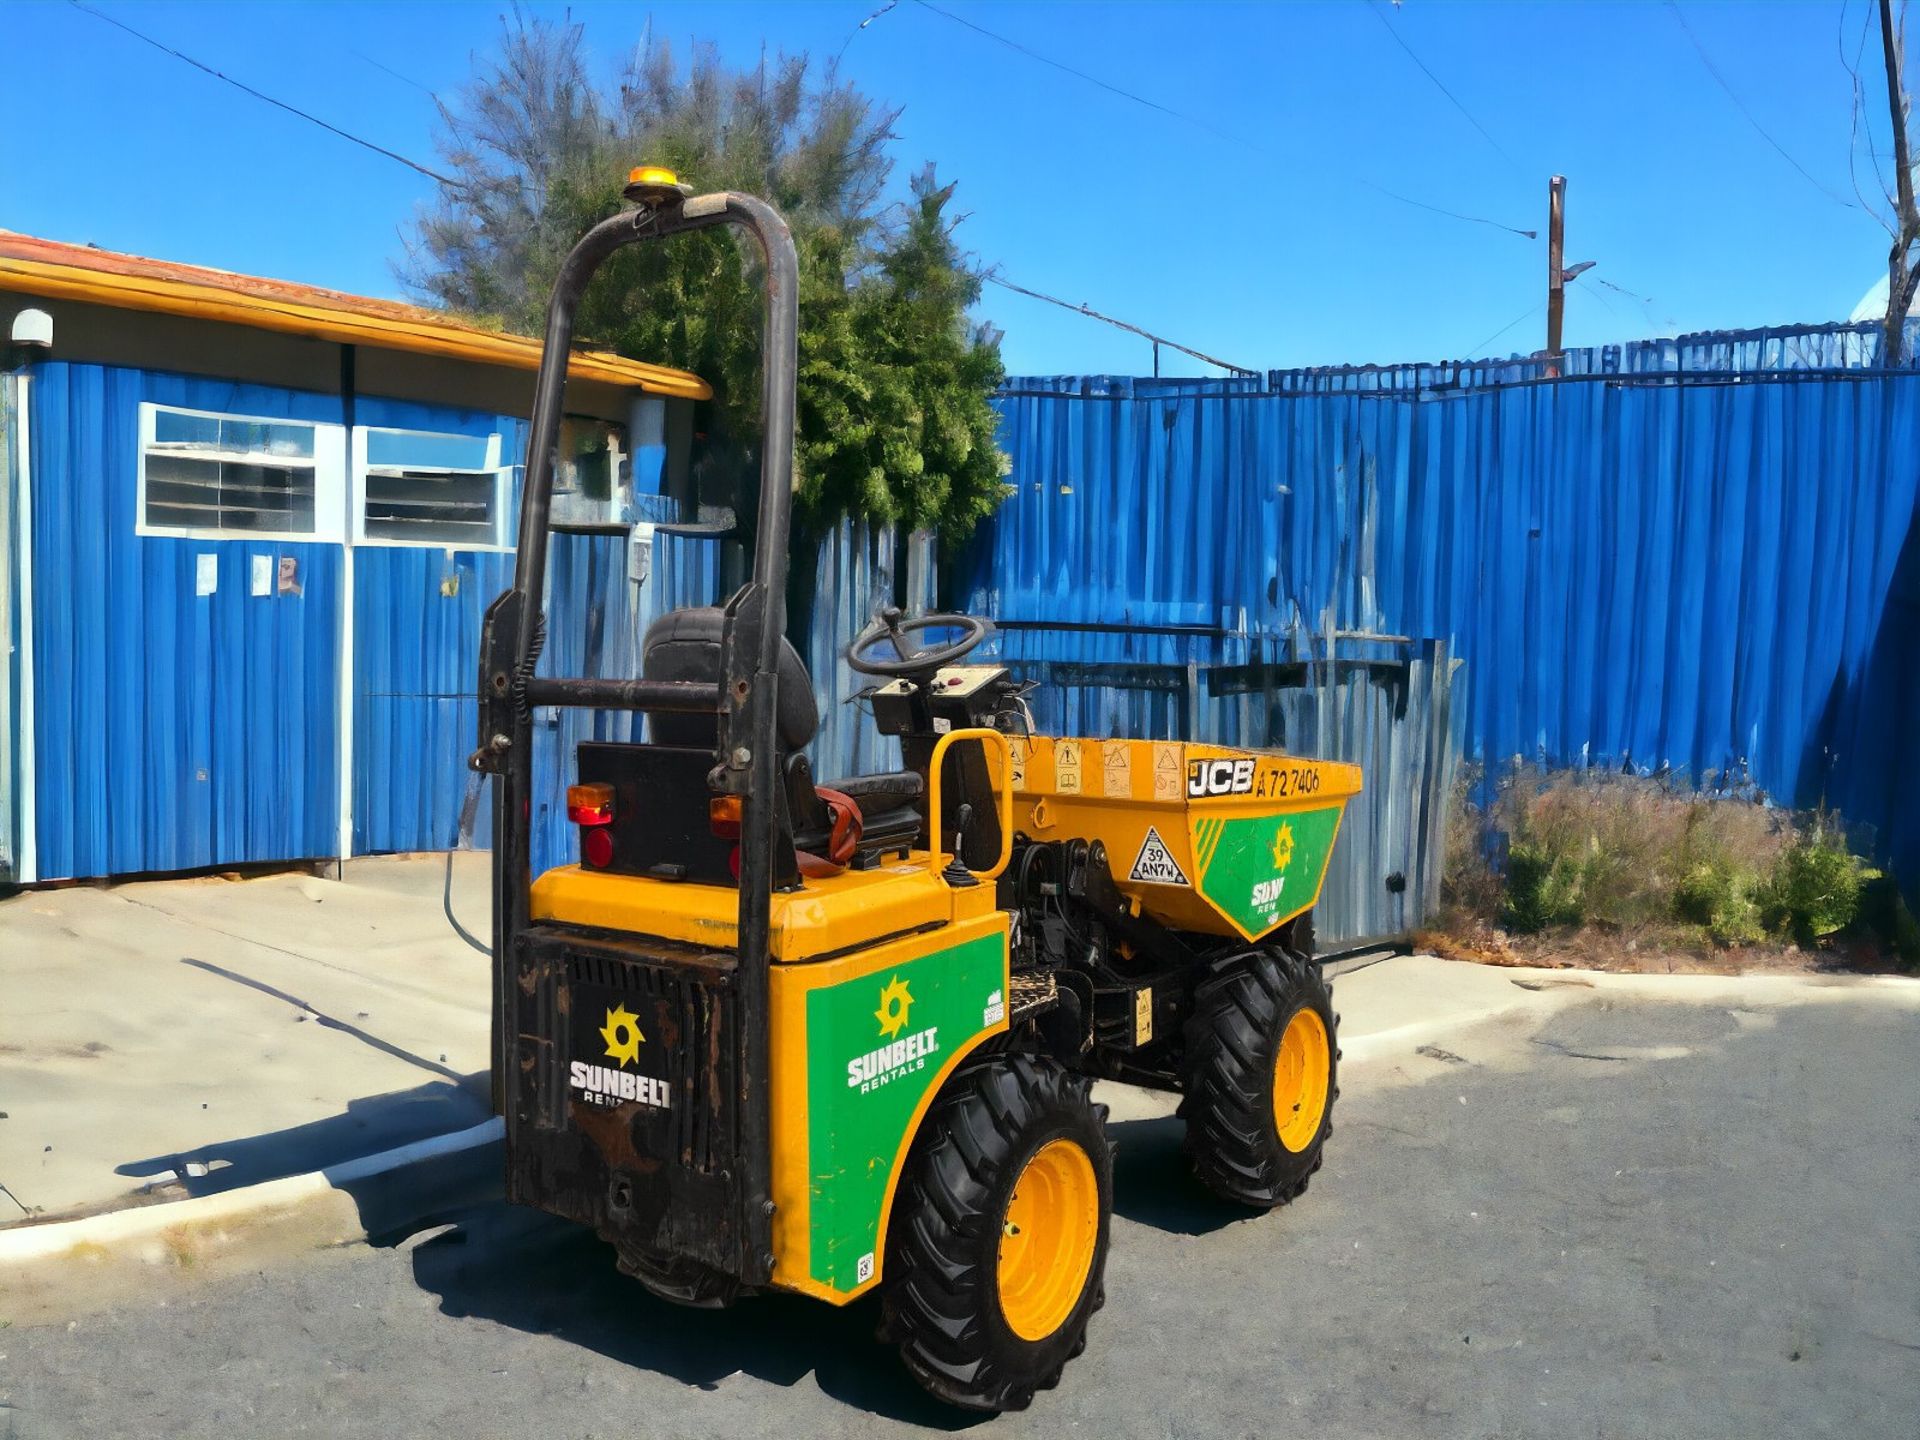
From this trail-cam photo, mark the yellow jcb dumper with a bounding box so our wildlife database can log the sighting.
[471,167,1361,1412]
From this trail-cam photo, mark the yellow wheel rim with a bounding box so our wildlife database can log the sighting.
[1273,1007,1332,1152]
[996,1138,1100,1342]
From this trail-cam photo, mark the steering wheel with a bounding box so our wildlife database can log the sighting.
[846,605,990,680]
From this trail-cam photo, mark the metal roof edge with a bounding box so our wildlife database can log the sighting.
[0,251,710,400]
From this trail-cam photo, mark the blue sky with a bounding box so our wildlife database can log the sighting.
[1,0,1904,376]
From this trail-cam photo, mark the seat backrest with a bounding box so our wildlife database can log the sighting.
[642,606,820,750]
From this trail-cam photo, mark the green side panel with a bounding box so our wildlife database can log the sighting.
[1193,804,1343,938]
[804,931,1007,1291]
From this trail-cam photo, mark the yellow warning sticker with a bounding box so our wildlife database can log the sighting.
[1008,737,1028,789]
[1102,740,1132,798]
[1153,742,1183,800]
[1055,739,1083,794]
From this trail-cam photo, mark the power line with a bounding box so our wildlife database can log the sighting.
[1350,177,1535,239]
[1465,301,1543,358]
[1666,0,1855,210]
[983,274,1257,376]
[915,0,1240,142]
[59,0,1523,372]
[350,46,437,98]
[1595,276,1679,328]
[912,0,1535,240]
[1595,277,1650,305]
[68,0,458,188]
[1471,272,1678,357]
[65,0,1232,372]
[836,0,899,66]
[1364,0,1522,172]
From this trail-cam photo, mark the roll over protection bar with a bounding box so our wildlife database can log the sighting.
[474,185,799,1284]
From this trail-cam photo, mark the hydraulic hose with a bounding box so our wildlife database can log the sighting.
[444,769,491,955]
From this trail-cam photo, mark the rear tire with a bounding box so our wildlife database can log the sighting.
[1179,944,1337,1208]
[882,1054,1112,1412]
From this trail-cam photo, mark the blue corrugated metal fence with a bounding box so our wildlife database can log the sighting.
[965,322,1920,899]
[28,317,1918,915]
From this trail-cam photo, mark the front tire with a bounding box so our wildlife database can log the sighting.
[1179,944,1337,1208]
[882,1054,1112,1412]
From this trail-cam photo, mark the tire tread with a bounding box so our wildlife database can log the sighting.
[1177,944,1337,1208]
[882,1054,1111,1412]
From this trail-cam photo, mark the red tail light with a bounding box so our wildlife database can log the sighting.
[583,826,615,868]
[568,783,615,826]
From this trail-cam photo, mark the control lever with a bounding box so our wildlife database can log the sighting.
[879,603,920,663]
[941,802,980,888]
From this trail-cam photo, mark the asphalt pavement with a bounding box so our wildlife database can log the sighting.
[3,983,1916,1439]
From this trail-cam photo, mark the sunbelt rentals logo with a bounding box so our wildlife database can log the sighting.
[1250,821,1296,913]
[847,974,940,1094]
[570,1001,671,1110]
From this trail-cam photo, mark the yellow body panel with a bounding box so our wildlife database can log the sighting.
[534,847,1009,1304]
[532,852,1001,960]
[767,908,1010,1303]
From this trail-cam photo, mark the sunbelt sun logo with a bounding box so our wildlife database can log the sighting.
[1249,822,1296,914]
[570,1001,671,1110]
[847,974,940,1094]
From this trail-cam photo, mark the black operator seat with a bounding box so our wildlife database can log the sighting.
[641,608,925,862]
[643,606,818,750]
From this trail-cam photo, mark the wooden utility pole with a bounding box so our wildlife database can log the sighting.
[1545,174,1567,374]
[1879,0,1920,364]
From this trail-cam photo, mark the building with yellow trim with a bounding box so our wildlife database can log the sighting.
[0,230,707,882]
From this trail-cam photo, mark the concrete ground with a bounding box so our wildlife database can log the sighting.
[3,960,1915,1439]
[0,854,1542,1230]
[0,856,495,1224]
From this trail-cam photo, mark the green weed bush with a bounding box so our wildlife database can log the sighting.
[1673,860,1766,946]
[1445,768,1897,951]
[1758,827,1865,943]
[1503,843,1588,932]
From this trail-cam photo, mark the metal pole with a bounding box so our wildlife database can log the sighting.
[1545,174,1567,376]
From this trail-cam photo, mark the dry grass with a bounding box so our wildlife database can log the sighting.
[1433,765,1915,974]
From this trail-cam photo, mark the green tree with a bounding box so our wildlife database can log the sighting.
[406,15,1008,547]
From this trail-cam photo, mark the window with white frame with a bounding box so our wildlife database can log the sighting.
[352,428,511,548]
[137,404,346,540]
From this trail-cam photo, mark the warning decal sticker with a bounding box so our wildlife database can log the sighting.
[1055,740,1083,794]
[1128,826,1190,886]
[1152,742,1183,800]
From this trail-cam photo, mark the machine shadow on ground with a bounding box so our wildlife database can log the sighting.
[114,1072,493,1201]
[1104,1112,1260,1236]
[404,1204,991,1429]
[381,1111,1253,1423]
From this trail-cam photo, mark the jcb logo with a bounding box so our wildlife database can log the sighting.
[1188,757,1254,797]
